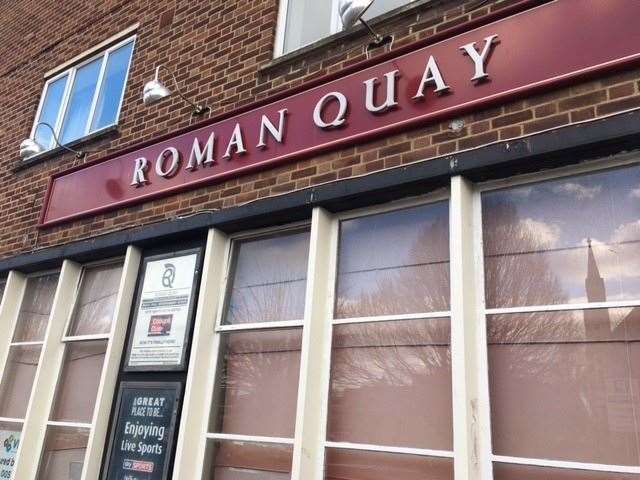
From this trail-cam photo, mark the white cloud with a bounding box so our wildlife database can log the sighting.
[520,217,561,247]
[611,220,640,244]
[630,187,640,199]
[551,182,602,200]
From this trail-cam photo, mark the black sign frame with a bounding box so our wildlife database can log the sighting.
[102,381,182,480]
[123,247,202,372]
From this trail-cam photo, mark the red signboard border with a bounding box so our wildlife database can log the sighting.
[39,0,639,228]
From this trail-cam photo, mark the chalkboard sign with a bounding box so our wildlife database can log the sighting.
[103,382,181,480]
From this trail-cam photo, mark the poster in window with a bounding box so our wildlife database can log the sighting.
[125,250,200,371]
[102,382,181,480]
[0,429,19,479]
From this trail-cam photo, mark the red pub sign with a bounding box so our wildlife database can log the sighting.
[40,0,640,226]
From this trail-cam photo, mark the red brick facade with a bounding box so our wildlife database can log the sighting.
[1,0,640,259]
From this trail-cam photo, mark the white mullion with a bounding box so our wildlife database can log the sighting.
[213,238,234,331]
[0,418,24,425]
[207,433,295,445]
[492,455,640,474]
[84,51,108,136]
[9,340,44,347]
[450,176,489,480]
[30,79,52,139]
[315,215,341,480]
[325,441,454,459]
[291,208,334,480]
[61,333,110,343]
[82,246,141,480]
[215,320,304,332]
[47,420,92,429]
[472,187,494,480]
[172,229,229,479]
[0,272,27,370]
[273,0,289,57]
[53,68,75,146]
[13,260,83,480]
[486,299,640,315]
[332,311,451,325]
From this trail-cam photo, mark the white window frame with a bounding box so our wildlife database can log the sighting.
[473,152,640,478]
[0,247,141,480]
[28,35,136,156]
[274,0,414,57]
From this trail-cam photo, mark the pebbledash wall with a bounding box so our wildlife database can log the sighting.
[2,0,640,480]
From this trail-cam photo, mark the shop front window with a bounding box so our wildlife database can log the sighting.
[35,261,123,479]
[203,229,311,479]
[482,165,640,478]
[325,202,453,479]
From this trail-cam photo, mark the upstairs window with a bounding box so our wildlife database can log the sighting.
[275,0,413,56]
[29,37,135,156]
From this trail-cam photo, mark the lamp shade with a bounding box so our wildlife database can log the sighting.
[19,138,44,159]
[338,0,375,28]
[142,79,171,106]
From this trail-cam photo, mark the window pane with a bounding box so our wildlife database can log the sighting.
[0,421,22,478]
[325,449,453,480]
[67,262,123,336]
[482,166,640,308]
[223,231,310,325]
[335,203,450,318]
[210,329,302,438]
[203,440,293,480]
[283,0,332,54]
[327,319,452,450]
[59,58,102,144]
[90,42,134,132]
[50,340,107,424]
[0,346,41,419]
[494,463,639,480]
[37,426,88,480]
[13,273,58,342]
[34,75,68,149]
[488,308,640,465]
[362,0,412,20]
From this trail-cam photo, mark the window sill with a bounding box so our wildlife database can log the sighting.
[14,125,119,172]
[260,0,442,73]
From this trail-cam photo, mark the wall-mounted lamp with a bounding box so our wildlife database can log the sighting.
[143,65,210,116]
[339,0,392,48]
[19,122,91,160]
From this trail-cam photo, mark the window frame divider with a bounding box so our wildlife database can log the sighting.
[492,454,640,474]
[324,440,455,458]
[206,433,295,445]
[82,246,141,480]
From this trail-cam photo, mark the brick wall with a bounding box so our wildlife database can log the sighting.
[1,0,640,260]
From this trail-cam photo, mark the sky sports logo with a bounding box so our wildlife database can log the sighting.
[123,459,154,473]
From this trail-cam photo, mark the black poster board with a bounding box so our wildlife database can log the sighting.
[103,382,182,480]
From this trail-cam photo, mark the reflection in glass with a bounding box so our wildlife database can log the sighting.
[13,274,58,342]
[67,263,123,336]
[34,75,68,149]
[203,440,292,480]
[494,462,640,480]
[210,329,302,438]
[328,319,452,450]
[362,0,412,20]
[482,166,640,308]
[283,0,332,54]
[90,42,134,131]
[335,202,450,318]
[325,448,454,480]
[59,58,102,144]
[37,426,88,480]
[223,231,310,325]
[489,307,640,466]
[50,340,107,424]
[0,345,41,418]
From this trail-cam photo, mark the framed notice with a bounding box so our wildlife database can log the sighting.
[125,248,201,371]
[102,382,181,480]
